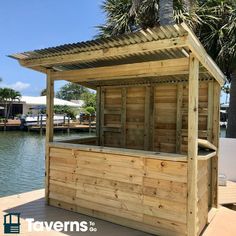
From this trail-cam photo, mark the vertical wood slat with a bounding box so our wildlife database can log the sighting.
[96,87,101,146]
[149,85,155,151]
[144,86,151,150]
[207,81,214,208]
[176,84,183,153]
[100,87,105,146]
[211,82,221,208]
[121,88,127,148]
[45,69,54,204]
[187,54,199,236]
[207,81,214,142]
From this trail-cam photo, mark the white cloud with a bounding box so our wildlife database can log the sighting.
[0,81,30,91]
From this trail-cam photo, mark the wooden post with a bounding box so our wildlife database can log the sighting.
[100,88,105,146]
[150,85,155,151]
[45,69,54,205]
[207,80,214,208]
[96,87,101,145]
[187,53,199,236]
[67,116,70,134]
[144,86,151,151]
[89,114,92,134]
[40,114,43,135]
[121,88,127,148]
[211,81,221,208]
[176,84,183,153]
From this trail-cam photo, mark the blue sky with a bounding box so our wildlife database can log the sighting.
[0,0,104,96]
[0,1,227,103]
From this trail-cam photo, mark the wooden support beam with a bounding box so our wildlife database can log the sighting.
[182,23,225,86]
[211,82,221,208]
[20,36,188,68]
[100,88,105,146]
[187,53,199,236]
[96,87,101,146]
[51,58,189,82]
[207,81,214,142]
[149,86,155,151]
[121,88,127,148]
[176,84,183,153]
[144,86,151,151]
[45,69,54,204]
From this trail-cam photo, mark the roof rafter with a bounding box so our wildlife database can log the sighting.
[49,58,209,83]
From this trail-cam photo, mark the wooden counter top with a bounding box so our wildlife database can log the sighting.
[49,141,187,162]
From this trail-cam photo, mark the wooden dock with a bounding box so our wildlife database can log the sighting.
[0,119,21,130]
[28,124,95,133]
[219,181,236,205]
[0,189,150,236]
[0,189,236,236]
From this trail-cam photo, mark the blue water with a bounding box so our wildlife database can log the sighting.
[0,131,91,197]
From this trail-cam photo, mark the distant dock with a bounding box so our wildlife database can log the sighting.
[0,119,96,133]
[28,123,96,133]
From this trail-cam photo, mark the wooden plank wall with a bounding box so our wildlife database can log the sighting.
[181,82,209,153]
[154,85,177,153]
[48,146,188,236]
[99,81,211,155]
[197,160,209,235]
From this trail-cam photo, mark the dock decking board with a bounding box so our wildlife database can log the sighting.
[219,181,236,205]
[0,189,236,235]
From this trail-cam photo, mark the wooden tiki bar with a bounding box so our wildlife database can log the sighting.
[11,24,225,236]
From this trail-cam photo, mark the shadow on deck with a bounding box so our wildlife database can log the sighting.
[1,189,236,236]
[0,189,149,236]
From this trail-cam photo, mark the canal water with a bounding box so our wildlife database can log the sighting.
[0,131,91,197]
[0,128,226,197]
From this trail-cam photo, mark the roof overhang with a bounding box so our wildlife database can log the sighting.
[9,23,226,87]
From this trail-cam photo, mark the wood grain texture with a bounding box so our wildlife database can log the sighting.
[48,145,188,235]
[187,54,199,236]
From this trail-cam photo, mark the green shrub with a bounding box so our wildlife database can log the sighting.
[85,106,95,115]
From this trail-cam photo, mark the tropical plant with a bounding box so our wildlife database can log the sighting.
[40,88,47,96]
[194,0,236,137]
[0,88,21,130]
[97,0,236,137]
[85,106,96,115]
[81,92,96,109]
[96,0,195,37]
[54,105,79,120]
[56,82,89,101]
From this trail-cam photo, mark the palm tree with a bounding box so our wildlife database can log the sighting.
[97,0,236,136]
[40,88,47,96]
[96,0,197,37]
[159,0,174,25]
[195,0,236,137]
[0,88,21,131]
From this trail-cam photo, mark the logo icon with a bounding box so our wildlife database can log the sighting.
[3,213,21,234]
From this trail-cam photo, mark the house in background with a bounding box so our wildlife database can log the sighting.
[0,96,84,117]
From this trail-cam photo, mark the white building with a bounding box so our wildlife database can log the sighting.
[0,96,84,117]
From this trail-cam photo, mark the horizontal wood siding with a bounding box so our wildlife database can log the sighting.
[197,160,209,235]
[181,81,210,154]
[100,81,211,154]
[154,85,177,153]
[126,87,145,150]
[103,88,122,147]
[48,146,188,235]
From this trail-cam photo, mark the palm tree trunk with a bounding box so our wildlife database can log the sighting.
[7,101,12,120]
[159,0,174,25]
[226,73,236,138]
[183,0,192,12]
[4,102,7,131]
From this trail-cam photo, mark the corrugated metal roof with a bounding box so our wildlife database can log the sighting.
[9,24,188,62]
[9,23,226,86]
